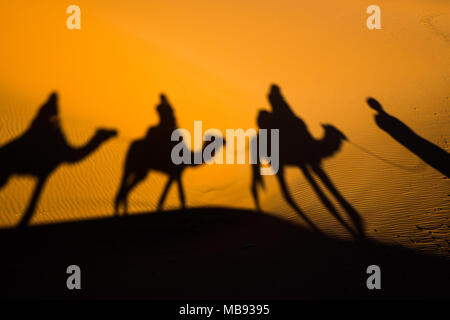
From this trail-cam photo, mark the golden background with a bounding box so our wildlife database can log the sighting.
[0,0,448,256]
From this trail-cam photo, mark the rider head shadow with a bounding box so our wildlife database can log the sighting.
[115,94,225,215]
[367,97,450,178]
[0,92,118,228]
[251,85,365,239]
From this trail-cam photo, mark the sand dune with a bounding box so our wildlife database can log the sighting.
[0,0,449,262]
[1,208,448,299]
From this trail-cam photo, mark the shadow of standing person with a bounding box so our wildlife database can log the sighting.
[367,97,449,178]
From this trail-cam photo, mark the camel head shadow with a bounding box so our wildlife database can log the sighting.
[315,124,347,160]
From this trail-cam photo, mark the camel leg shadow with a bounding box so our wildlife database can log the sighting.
[251,163,263,212]
[309,164,365,238]
[176,176,186,210]
[157,177,174,211]
[157,175,186,211]
[115,171,148,215]
[17,174,49,228]
[300,165,362,238]
[276,168,321,233]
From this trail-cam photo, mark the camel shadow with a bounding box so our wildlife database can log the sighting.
[0,92,118,228]
[114,94,225,214]
[251,85,365,238]
[367,97,450,178]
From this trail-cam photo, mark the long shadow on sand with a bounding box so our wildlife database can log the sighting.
[367,97,450,177]
[0,207,448,299]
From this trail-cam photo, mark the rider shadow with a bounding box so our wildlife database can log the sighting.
[114,94,225,214]
[0,92,118,228]
[251,85,365,239]
[367,97,449,178]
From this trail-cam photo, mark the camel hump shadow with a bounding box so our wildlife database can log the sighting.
[367,97,450,178]
[0,92,118,228]
[251,84,365,239]
[114,93,224,215]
